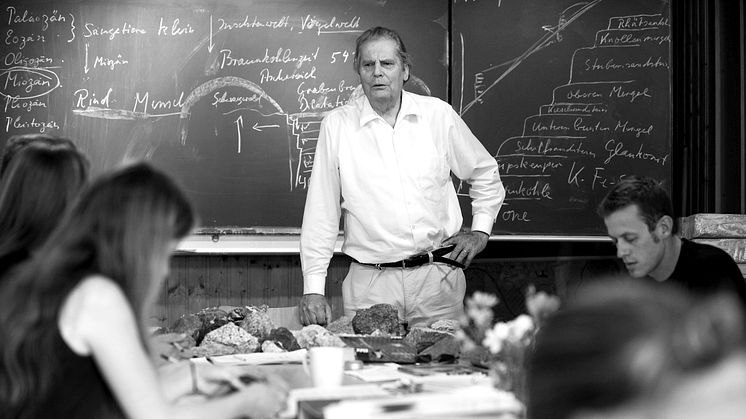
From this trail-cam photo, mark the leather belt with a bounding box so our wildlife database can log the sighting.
[355,245,465,270]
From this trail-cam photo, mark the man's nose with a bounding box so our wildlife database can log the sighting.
[373,62,383,76]
[616,242,630,258]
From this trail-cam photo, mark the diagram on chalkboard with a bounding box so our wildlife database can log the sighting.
[453,0,671,235]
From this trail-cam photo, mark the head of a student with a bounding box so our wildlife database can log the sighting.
[0,133,76,178]
[527,280,745,419]
[353,26,411,107]
[53,162,195,313]
[597,176,677,278]
[0,142,89,257]
[0,163,194,409]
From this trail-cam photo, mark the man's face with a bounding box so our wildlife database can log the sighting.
[357,38,409,107]
[604,204,666,278]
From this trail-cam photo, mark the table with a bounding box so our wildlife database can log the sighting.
[228,361,524,419]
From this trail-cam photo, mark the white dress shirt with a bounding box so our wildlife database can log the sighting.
[300,91,505,295]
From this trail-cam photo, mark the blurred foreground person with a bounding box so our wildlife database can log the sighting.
[0,163,287,419]
[0,141,89,281]
[527,280,746,419]
[0,133,76,178]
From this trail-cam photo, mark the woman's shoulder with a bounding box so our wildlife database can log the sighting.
[71,275,127,305]
[59,275,132,354]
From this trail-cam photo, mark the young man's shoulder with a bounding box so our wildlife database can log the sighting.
[681,238,737,262]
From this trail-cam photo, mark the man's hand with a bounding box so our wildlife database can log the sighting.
[442,231,489,268]
[299,293,332,326]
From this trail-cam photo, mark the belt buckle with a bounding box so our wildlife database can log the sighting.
[374,263,382,270]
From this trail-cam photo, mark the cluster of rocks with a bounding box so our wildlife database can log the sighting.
[152,303,459,362]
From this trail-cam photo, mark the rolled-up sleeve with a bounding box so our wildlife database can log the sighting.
[446,107,505,235]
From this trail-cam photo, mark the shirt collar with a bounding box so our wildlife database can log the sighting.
[358,90,421,126]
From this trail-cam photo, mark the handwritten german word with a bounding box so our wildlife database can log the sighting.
[603,139,669,166]
[211,91,268,108]
[219,47,319,69]
[259,66,317,84]
[4,96,47,113]
[133,91,185,114]
[93,54,129,70]
[584,56,668,71]
[300,15,360,35]
[4,30,45,50]
[4,52,53,67]
[609,15,669,30]
[5,7,66,31]
[218,15,290,31]
[5,115,59,133]
[83,22,146,40]
[73,88,112,109]
[157,18,194,36]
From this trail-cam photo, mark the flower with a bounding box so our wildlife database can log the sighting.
[457,288,560,402]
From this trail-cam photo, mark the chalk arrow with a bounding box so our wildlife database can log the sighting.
[84,43,90,74]
[252,123,280,132]
[235,115,243,153]
[208,15,215,53]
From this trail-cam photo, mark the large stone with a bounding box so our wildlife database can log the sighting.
[352,304,400,335]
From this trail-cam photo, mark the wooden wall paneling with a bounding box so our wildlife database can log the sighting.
[184,256,210,316]
[217,255,247,308]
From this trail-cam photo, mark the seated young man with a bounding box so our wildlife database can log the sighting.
[597,176,746,308]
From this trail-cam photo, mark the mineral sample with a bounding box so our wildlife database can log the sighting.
[351,304,400,335]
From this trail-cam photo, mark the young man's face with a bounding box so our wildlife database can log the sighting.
[604,204,667,278]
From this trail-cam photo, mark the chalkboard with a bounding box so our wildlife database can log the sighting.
[452,0,672,236]
[0,0,449,231]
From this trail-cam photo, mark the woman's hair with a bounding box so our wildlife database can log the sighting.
[526,279,745,419]
[0,162,194,411]
[352,26,412,78]
[0,134,77,178]
[0,142,89,262]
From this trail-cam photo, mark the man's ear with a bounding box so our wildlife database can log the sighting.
[656,215,674,238]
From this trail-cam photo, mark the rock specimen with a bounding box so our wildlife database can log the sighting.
[351,304,400,335]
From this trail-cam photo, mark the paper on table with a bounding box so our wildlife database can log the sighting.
[344,363,408,382]
[324,385,524,419]
[199,349,308,365]
[280,384,390,419]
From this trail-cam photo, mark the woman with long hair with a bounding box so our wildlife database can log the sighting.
[0,140,89,280]
[0,163,287,419]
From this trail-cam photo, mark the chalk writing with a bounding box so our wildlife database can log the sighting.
[83,22,146,40]
[5,115,59,133]
[455,3,670,233]
[0,66,60,99]
[4,30,45,50]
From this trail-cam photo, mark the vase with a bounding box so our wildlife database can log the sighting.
[491,359,527,403]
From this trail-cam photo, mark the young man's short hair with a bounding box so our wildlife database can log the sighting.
[597,176,678,234]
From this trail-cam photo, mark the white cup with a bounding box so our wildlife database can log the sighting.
[303,346,346,388]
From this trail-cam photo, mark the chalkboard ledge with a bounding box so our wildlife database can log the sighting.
[175,234,610,254]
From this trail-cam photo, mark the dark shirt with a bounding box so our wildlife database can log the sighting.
[668,238,746,308]
[11,328,124,419]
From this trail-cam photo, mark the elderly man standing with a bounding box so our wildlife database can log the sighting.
[298,26,505,328]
